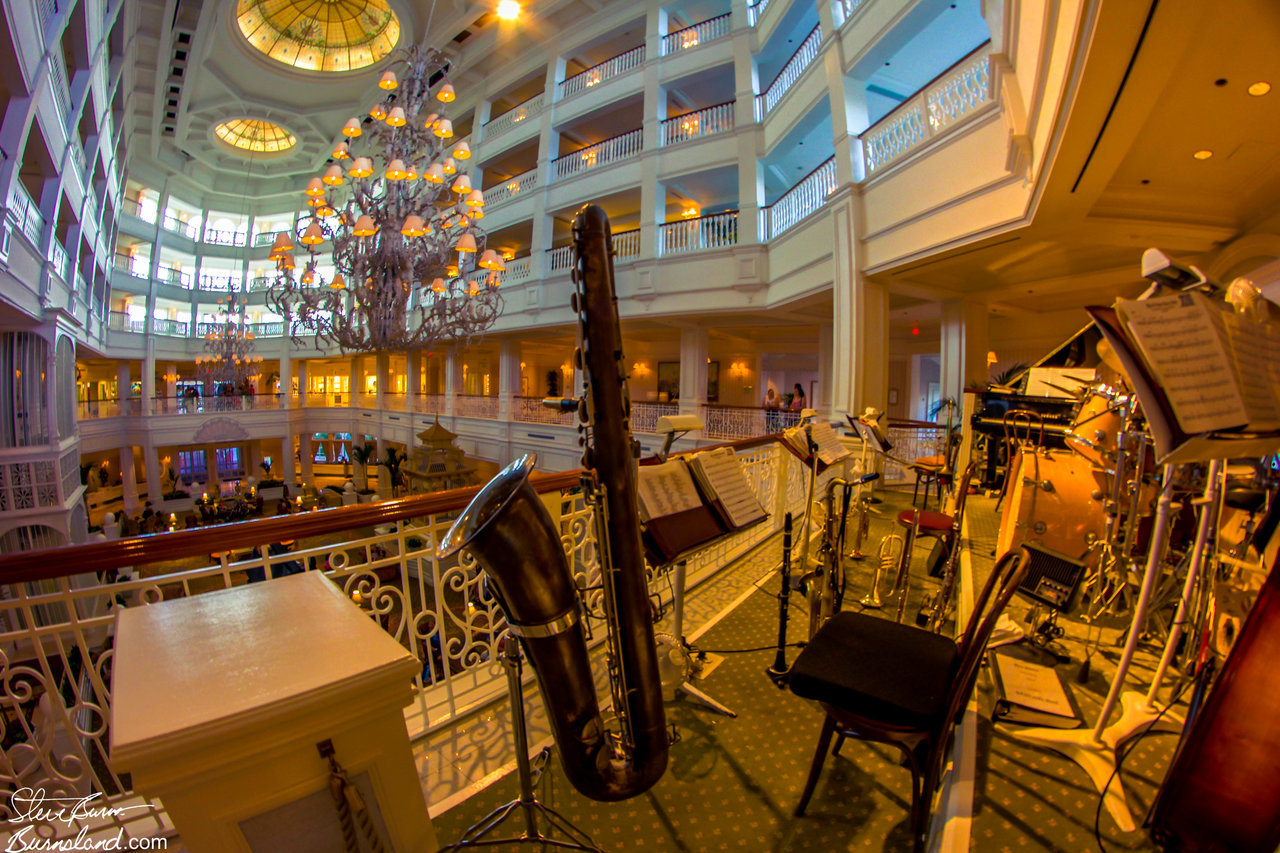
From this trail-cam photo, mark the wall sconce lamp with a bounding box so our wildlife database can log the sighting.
[631,361,651,377]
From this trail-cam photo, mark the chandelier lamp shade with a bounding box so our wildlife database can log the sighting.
[268,43,503,353]
[196,293,264,388]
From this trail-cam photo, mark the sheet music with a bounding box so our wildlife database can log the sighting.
[686,448,766,529]
[809,421,851,465]
[1117,294,1247,434]
[635,460,703,521]
[994,654,1075,717]
[1222,311,1280,430]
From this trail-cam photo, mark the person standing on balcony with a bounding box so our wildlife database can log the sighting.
[790,383,807,411]
[763,387,780,432]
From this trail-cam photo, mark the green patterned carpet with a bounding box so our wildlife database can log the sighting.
[432,491,1180,852]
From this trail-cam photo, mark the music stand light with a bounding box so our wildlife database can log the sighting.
[655,414,704,462]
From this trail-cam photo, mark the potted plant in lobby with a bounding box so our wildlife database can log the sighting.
[349,442,376,499]
[256,457,285,501]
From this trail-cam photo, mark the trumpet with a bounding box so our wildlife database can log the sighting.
[862,533,902,609]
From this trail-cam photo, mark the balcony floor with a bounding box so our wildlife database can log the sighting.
[424,491,1175,852]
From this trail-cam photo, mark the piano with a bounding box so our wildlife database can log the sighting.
[970,324,1102,489]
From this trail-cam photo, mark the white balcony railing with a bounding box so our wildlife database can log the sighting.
[660,13,731,56]
[552,129,642,180]
[703,405,804,440]
[747,0,771,26]
[8,181,44,247]
[0,438,828,845]
[202,226,248,247]
[499,257,533,282]
[629,401,679,434]
[161,212,200,240]
[862,43,993,176]
[481,93,545,143]
[558,46,644,100]
[759,157,837,240]
[839,0,867,26]
[548,245,575,272]
[151,317,188,336]
[198,273,244,292]
[754,24,823,120]
[661,102,734,147]
[484,167,540,208]
[513,396,574,426]
[614,229,640,260]
[155,264,192,288]
[107,311,145,333]
[659,211,739,256]
[454,394,499,419]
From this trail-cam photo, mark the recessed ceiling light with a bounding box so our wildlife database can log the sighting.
[1249,81,1271,96]
[497,0,520,19]
[1193,149,1214,160]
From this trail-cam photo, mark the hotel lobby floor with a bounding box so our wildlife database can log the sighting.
[426,490,1179,852]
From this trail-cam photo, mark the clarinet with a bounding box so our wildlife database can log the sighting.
[767,513,794,686]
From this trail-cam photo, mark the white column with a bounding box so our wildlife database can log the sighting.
[444,347,460,416]
[829,190,888,414]
[296,360,308,407]
[348,356,360,406]
[141,443,163,507]
[279,434,296,488]
[678,327,708,418]
[375,353,389,410]
[119,446,139,515]
[116,361,131,409]
[939,299,989,408]
[497,339,520,421]
[278,347,292,409]
[817,323,834,416]
[143,339,157,415]
[405,352,419,413]
[299,434,314,486]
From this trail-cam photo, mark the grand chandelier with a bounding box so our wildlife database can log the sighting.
[268,42,505,353]
[196,293,263,387]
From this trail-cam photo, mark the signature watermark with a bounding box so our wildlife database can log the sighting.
[6,788,167,851]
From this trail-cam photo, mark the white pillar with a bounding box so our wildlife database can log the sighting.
[829,190,888,414]
[279,434,296,487]
[116,361,131,408]
[939,299,989,408]
[349,356,361,406]
[119,445,139,515]
[142,443,163,507]
[405,352,419,413]
[278,348,292,409]
[375,353,389,410]
[296,360,308,407]
[678,327,708,418]
[444,347,461,416]
[817,323,834,416]
[497,339,520,421]
[299,434,313,486]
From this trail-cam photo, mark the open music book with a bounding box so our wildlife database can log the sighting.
[781,421,852,468]
[1088,293,1280,464]
[636,451,768,565]
[990,650,1083,729]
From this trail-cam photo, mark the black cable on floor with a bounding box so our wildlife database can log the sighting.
[1093,676,1193,853]
[697,642,806,654]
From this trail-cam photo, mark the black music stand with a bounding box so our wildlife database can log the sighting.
[438,638,602,852]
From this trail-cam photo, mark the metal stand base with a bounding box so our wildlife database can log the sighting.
[670,560,736,717]
[678,680,737,717]
[1010,726,1135,832]
[438,642,603,852]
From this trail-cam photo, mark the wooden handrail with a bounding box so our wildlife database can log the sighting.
[0,471,576,583]
[0,437,798,583]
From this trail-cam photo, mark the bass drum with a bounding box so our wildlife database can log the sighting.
[997,448,1108,568]
[1065,389,1123,469]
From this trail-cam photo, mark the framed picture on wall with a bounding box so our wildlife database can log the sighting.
[707,361,719,402]
[657,362,680,402]
[888,388,899,405]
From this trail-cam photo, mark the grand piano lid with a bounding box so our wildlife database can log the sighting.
[1000,322,1105,393]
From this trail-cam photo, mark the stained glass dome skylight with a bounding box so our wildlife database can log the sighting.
[214,118,298,153]
[236,0,401,72]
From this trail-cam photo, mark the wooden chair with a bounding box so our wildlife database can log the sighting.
[910,429,961,510]
[788,547,1031,853]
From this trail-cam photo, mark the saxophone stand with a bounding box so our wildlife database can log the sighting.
[670,557,737,717]
[439,637,602,852]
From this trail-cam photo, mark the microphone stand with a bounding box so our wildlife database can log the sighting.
[767,513,794,686]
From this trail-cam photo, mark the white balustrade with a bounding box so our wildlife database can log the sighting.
[151,317,188,336]
[202,226,247,247]
[198,273,243,292]
[659,211,739,256]
[660,13,731,56]
[548,245,575,271]
[454,394,499,419]
[614,229,641,259]
[629,402,678,434]
[499,257,532,281]
[107,310,145,333]
[660,102,734,147]
[552,129,642,180]
[413,393,446,415]
[48,241,69,282]
[481,93,544,142]
[513,396,574,426]
[559,46,644,99]
[839,0,867,25]
[484,167,539,208]
[759,157,836,240]
[8,181,43,246]
[0,440,835,843]
[863,44,993,175]
[756,24,822,119]
[747,0,771,26]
